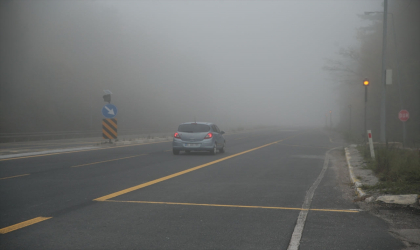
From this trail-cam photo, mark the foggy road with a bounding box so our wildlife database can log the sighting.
[1,0,418,248]
[0,129,402,249]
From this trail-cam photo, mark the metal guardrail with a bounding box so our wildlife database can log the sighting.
[0,128,174,143]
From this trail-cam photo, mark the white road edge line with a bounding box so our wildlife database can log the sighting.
[0,146,99,159]
[287,146,341,250]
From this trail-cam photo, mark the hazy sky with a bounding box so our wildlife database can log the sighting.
[109,0,383,127]
[1,0,386,132]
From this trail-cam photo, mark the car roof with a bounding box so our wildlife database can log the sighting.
[179,122,213,126]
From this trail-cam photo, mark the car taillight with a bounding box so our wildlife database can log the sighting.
[174,132,181,138]
[204,132,213,139]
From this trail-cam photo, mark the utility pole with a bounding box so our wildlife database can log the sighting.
[390,13,406,147]
[365,10,406,147]
[348,105,352,132]
[90,100,93,129]
[329,110,332,129]
[325,114,328,128]
[380,0,388,144]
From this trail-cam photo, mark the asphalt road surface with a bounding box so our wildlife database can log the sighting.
[0,128,403,249]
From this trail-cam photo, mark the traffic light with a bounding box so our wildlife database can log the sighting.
[103,94,111,103]
[363,78,369,86]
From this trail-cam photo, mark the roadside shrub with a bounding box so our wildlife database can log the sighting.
[362,146,420,194]
[372,147,420,182]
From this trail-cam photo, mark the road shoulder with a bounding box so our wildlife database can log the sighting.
[343,145,420,249]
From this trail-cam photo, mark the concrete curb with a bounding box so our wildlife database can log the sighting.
[344,147,366,197]
[345,147,419,206]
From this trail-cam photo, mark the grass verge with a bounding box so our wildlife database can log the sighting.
[358,145,420,194]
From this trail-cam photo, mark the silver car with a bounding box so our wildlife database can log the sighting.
[172,122,226,155]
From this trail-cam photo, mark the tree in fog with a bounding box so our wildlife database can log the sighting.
[324,0,420,145]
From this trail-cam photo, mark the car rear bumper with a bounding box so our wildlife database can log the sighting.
[172,139,214,151]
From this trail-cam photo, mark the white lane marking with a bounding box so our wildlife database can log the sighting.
[287,147,340,250]
[0,146,98,159]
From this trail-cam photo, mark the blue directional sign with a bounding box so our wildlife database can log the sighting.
[102,104,118,118]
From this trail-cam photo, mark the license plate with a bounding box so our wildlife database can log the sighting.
[185,143,200,147]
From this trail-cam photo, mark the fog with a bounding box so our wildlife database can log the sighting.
[0,1,384,133]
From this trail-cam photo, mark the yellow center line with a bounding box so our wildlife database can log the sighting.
[0,174,30,180]
[0,140,170,162]
[71,154,148,168]
[94,133,304,201]
[0,217,52,234]
[102,200,359,213]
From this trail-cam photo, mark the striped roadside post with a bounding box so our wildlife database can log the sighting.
[102,118,117,142]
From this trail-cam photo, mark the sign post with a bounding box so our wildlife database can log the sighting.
[363,78,370,142]
[101,103,118,142]
[367,130,375,159]
[398,110,409,148]
[386,69,392,85]
[102,118,118,140]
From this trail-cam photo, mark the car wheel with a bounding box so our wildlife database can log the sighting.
[219,142,225,153]
[210,144,217,155]
[173,149,180,155]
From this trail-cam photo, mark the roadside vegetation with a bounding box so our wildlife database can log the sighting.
[341,131,364,145]
[358,145,420,194]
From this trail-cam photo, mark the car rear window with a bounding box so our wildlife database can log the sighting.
[178,124,210,133]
